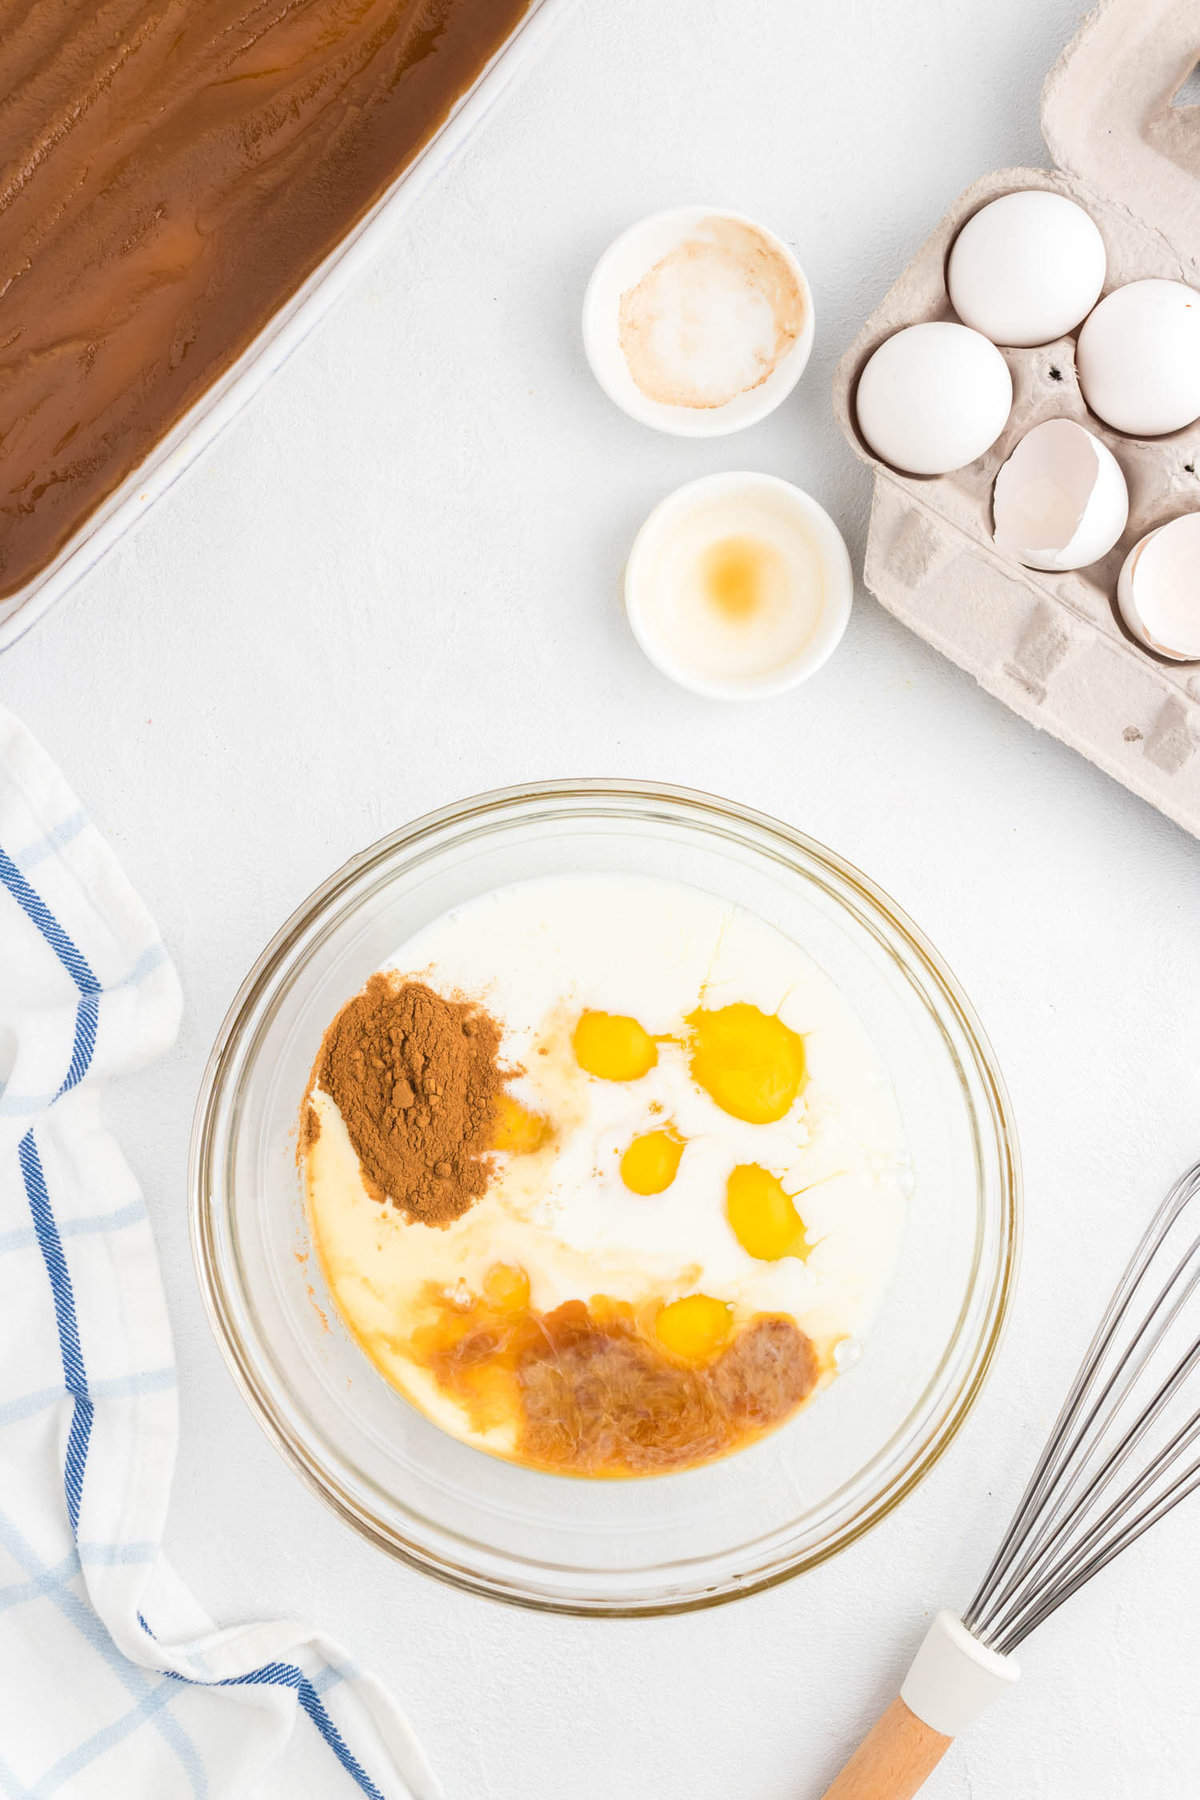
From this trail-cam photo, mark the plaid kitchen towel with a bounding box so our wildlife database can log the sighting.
[0,702,438,1800]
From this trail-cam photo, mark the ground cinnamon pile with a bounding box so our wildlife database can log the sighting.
[313,975,507,1225]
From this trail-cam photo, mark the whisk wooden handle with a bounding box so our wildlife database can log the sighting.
[818,1698,952,1800]
[820,1613,1020,1799]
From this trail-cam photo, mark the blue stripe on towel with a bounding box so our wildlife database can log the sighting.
[121,942,168,986]
[57,993,99,1098]
[0,844,101,999]
[0,1368,176,1430]
[0,837,102,1530]
[18,1133,93,1533]
[0,1200,148,1255]
[0,1745,29,1798]
[3,841,380,1799]
[31,1678,177,1798]
[10,810,87,873]
[222,1665,386,1800]
[149,1616,384,1800]
[0,839,102,1113]
[0,1513,207,1799]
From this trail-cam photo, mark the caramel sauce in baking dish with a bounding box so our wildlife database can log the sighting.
[0,0,532,598]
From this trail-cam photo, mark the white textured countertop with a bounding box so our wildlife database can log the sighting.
[5,1,1200,1794]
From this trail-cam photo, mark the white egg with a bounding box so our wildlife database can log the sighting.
[1076,279,1200,436]
[1116,514,1200,660]
[992,418,1129,571]
[948,190,1107,348]
[855,322,1013,476]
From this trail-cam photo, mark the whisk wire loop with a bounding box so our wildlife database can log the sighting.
[982,1255,1200,1644]
[964,1159,1200,1653]
[966,1172,1190,1624]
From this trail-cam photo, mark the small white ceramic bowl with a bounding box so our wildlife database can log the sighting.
[583,206,815,437]
[624,471,854,699]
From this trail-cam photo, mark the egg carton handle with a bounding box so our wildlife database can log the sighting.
[1042,0,1200,259]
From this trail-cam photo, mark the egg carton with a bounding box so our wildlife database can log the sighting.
[833,0,1200,838]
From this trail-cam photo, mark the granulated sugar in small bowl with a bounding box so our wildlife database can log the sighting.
[583,207,814,436]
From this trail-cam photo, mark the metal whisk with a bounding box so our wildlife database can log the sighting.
[821,1159,1200,1800]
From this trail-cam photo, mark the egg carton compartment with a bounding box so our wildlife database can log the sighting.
[833,0,1200,838]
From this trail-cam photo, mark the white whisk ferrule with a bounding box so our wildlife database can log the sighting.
[900,1610,1021,1738]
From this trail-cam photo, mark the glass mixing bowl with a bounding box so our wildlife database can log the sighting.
[190,781,1019,1614]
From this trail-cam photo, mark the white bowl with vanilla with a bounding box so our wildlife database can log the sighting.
[583,207,814,435]
[624,472,853,699]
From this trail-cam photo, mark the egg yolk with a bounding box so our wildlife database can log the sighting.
[573,1010,658,1082]
[483,1262,531,1312]
[620,1127,685,1195]
[687,1003,806,1123]
[491,1093,551,1155]
[725,1163,812,1262]
[654,1294,733,1362]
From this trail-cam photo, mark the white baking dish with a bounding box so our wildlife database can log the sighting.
[0,0,567,653]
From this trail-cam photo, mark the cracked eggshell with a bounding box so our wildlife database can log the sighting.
[1076,279,1200,437]
[854,322,1013,476]
[1116,514,1200,661]
[948,190,1107,348]
[993,418,1129,571]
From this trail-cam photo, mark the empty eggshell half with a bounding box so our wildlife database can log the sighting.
[1116,514,1200,661]
[992,418,1129,571]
